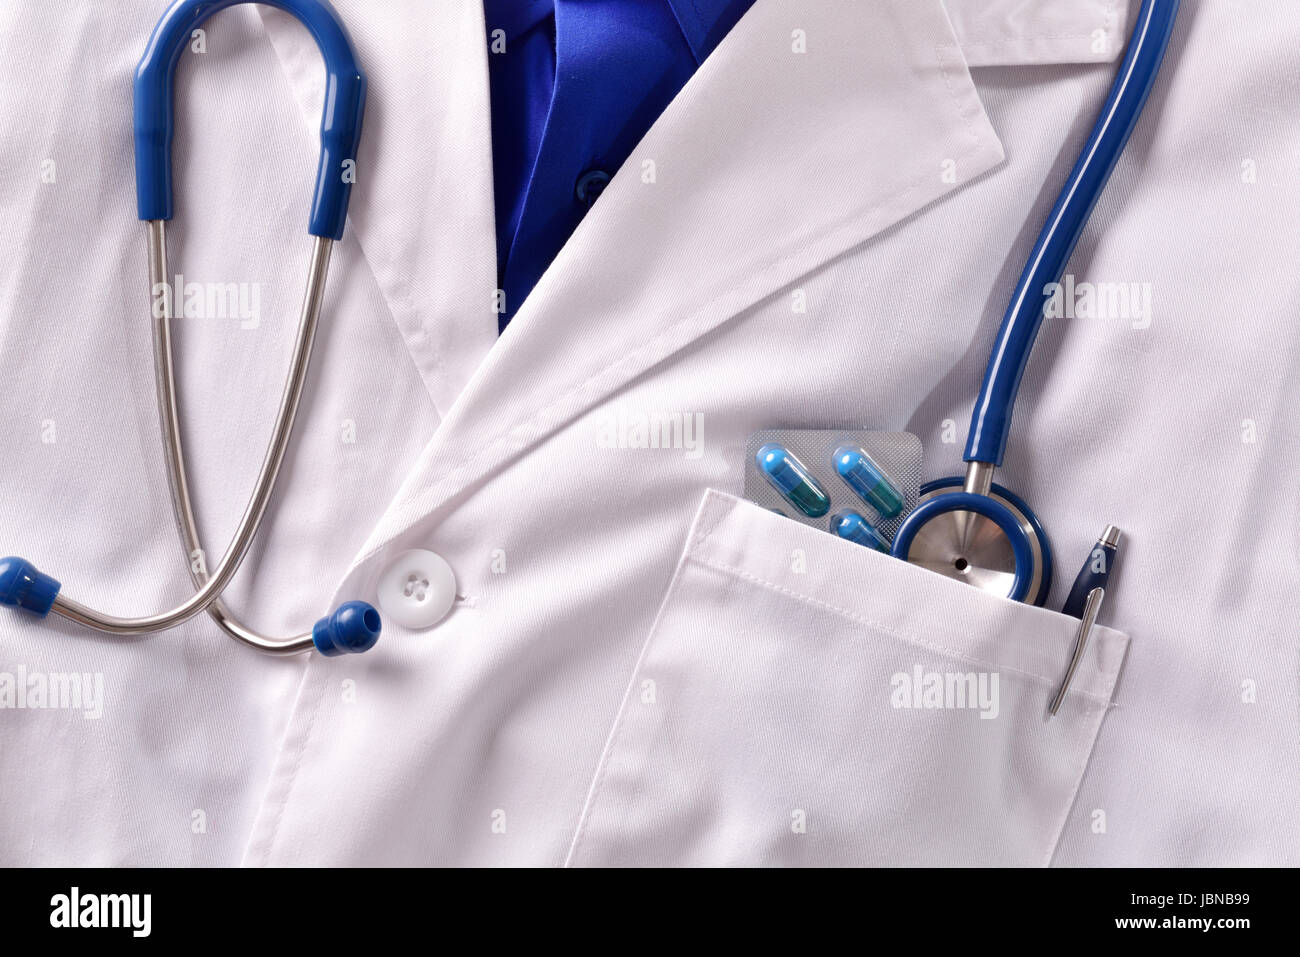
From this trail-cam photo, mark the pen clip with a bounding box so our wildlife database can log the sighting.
[1049,586,1104,716]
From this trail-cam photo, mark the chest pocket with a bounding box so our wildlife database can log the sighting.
[567,490,1128,866]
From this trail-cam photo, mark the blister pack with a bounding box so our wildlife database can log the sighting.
[744,430,924,552]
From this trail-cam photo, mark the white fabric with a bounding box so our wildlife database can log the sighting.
[944,0,1130,65]
[0,0,1295,867]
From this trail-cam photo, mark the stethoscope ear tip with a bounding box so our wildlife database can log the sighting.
[0,557,60,618]
[312,600,381,656]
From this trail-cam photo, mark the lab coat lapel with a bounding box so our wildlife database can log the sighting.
[259,0,500,418]
[351,0,1007,560]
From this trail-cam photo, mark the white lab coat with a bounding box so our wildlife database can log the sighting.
[0,0,1295,866]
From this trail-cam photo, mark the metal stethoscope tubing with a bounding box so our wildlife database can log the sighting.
[43,223,329,644]
[0,0,379,656]
[149,222,329,655]
[891,0,1181,604]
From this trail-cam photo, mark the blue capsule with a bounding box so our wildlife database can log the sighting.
[834,446,904,518]
[756,444,830,518]
[832,511,892,553]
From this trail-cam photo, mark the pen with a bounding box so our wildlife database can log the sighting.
[1061,525,1121,619]
[1050,526,1122,716]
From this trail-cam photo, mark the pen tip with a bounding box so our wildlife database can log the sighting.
[1101,525,1122,548]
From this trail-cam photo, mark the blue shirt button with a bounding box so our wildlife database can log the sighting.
[575,169,611,206]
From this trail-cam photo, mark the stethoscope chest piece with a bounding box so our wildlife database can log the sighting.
[892,475,1053,607]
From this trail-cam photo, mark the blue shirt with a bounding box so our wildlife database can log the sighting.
[485,0,756,330]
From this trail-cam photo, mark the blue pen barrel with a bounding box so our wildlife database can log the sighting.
[1061,529,1121,619]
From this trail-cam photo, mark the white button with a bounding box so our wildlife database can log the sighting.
[376,549,457,630]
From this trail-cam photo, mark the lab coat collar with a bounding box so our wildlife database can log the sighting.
[254,0,1129,432]
[261,0,501,419]
[342,0,1011,567]
[943,0,1131,66]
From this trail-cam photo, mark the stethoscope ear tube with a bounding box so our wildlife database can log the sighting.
[133,0,367,240]
[963,0,1181,467]
[0,4,378,652]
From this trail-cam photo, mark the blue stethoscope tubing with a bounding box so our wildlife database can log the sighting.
[891,0,1181,604]
[135,0,365,240]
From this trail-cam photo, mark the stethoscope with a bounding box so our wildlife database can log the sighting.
[892,0,1180,605]
[0,0,379,656]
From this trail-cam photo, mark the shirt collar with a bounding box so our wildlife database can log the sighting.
[664,0,759,63]
[487,0,554,41]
